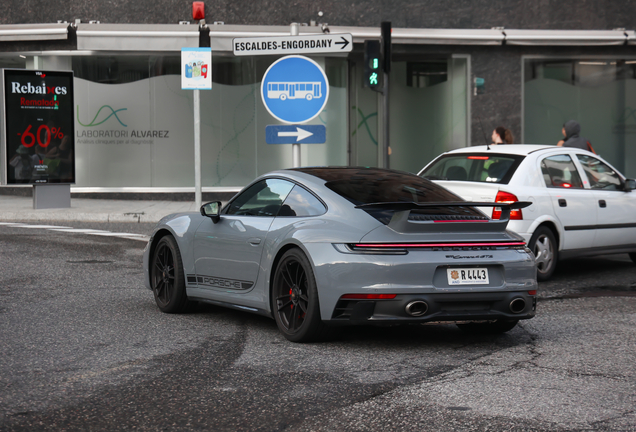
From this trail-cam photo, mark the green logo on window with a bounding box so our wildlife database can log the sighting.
[77,105,128,127]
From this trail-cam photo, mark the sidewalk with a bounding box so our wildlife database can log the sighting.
[0,195,200,223]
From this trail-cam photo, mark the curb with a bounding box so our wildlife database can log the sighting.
[0,212,163,223]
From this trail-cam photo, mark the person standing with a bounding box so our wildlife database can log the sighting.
[557,120,590,150]
[491,126,514,145]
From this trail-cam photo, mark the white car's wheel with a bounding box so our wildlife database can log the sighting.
[529,227,557,281]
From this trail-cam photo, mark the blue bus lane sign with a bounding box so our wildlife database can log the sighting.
[261,55,329,124]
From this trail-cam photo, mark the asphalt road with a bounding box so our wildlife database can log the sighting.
[1,221,635,431]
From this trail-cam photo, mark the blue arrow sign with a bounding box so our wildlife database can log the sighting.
[266,125,326,144]
[261,55,329,124]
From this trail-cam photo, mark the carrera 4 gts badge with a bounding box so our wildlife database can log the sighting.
[446,255,494,259]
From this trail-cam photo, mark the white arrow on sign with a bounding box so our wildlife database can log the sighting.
[278,127,314,141]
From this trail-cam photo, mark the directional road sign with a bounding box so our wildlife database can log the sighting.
[261,55,329,124]
[234,33,352,56]
[266,125,326,144]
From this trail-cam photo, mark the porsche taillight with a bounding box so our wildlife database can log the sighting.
[492,191,522,220]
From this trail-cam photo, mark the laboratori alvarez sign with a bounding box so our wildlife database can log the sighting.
[76,129,170,142]
[74,78,173,147]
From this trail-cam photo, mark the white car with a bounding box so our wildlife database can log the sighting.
[419,144,636,281]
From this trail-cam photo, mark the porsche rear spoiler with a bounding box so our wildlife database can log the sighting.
[355,201,531,233]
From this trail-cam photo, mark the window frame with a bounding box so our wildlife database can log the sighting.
[575,154,624,191]
[540,154,585,189]
[224,178,295,217]
[278,184,327,217]
[223,177,327,217]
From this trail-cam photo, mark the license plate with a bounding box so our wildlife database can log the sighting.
[447,268,489,285]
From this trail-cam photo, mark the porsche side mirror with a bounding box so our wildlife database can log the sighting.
[201,201,222,223]
[624,179,636,192]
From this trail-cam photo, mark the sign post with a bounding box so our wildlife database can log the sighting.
[2,69,75,209]
[181,47,211,208]
[235,29,351,168]
[290,23,301,168]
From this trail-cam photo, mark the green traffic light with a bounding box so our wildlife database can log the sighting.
[372,58,379,69]
[369,72,378,85]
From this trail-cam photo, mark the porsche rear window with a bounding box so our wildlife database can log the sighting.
[420,153,524,184]
[294,167,486,223]
[296,167,461,203]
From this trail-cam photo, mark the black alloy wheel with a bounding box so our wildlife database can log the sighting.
[457,319,519,334]
[272,249,328,342]
[529,226,557,281]
[151,235,190,313]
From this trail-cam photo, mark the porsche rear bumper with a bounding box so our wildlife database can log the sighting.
[329,291,536,324]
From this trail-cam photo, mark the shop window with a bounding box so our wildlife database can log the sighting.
[0,56,28,70]
[525,59,636,87]
[213,55,259,85]
[525,57,636,178]
[525,61,574,85]
[407,61,447,88]
[72,55,180,84]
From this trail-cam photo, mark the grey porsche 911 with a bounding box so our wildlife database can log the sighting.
[143,167,537,342]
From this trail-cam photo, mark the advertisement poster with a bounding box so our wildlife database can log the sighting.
[181,48,212,90]
[3,69,75,184]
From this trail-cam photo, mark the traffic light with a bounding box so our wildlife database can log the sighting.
[364,40,382,89]
[381,21,391,73]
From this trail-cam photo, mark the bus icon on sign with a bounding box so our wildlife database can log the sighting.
[267,82,322,101]
[261,55,329,124]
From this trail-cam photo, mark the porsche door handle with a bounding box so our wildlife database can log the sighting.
[599,200,607,208]
[558,199,567,207]
[248,237,262,245]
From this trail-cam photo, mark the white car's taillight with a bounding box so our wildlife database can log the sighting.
[492,191,523,220]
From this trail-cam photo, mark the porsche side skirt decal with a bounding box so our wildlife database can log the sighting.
[187,274,254,290]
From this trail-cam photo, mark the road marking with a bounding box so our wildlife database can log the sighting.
[49,228,110,233]
[1,222,150,242]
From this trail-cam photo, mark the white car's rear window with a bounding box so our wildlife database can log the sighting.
[420,153,524,184]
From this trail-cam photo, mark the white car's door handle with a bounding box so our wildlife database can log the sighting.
[248,237,262,245]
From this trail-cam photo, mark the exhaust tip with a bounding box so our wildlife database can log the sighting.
[405,300,428,317]
[509,298,526,314]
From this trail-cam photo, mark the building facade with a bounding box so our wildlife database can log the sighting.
[1,1,635,196]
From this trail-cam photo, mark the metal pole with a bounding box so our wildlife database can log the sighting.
[194,89,202,208]
[383,70,390,169]
[290,22,301,168]
[381,22,391,169]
